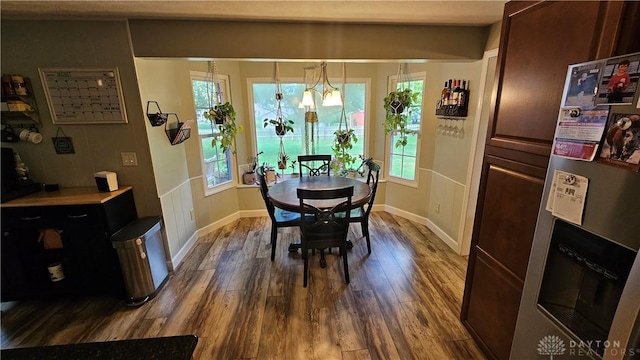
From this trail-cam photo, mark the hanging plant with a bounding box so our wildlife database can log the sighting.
[277,153,289,170]
[331,63,359,175]
[204,101,242,154]
[202,61,243,154]
[263,117,294,136]
[383,88,420,148]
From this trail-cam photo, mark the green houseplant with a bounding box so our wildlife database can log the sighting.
[204,102,243,154]
[383,88,420,148]
[331,128,358,175]
[263,117,294,136]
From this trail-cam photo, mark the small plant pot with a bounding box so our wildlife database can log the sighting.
[390,101,405,114]
[305,111,318,123]
[337,133,350,145]
[278,160,287,170]
[214,114,225,125]
[291,173,299,178]
[275,92,283,101]
[275,124,286,136]
[266,170,276,182]
[243,172,255,185]
[348,171,357,178]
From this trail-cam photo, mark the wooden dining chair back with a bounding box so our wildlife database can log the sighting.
[349,161,380,253]
[298,154,331,176]
[257,166,301,261]
[297,186,353,287]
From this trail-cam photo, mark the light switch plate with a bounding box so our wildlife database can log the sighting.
[121,152,138,166]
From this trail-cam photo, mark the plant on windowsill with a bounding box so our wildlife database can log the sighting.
[263,162,277,182]
[204,102,243,154]
[383,88,419,148]
[290,160,299,178]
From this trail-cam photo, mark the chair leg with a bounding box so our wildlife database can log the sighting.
[303,244,309,288]
[342,245,350,284]
[362,219,371,254]
[270,225,278,261]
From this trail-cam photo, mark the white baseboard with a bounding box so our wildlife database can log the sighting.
[179,204,458,269]
[168,212,241,271]
[384,205,458,252]
[167,231,198,271]
[240,209,268,218]
[197,212,241,237]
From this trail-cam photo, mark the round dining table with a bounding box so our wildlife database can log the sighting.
[268,176,371,254]
[268,176,371,212]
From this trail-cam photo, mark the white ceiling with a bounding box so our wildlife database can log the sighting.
[1,0,507,26]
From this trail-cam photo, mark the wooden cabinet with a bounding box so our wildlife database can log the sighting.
[1,187,137,301]
[460,2,640,360]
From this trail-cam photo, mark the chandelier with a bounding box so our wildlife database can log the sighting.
[301,62,342,107]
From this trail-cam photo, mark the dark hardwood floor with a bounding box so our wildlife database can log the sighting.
[1,212,485,359]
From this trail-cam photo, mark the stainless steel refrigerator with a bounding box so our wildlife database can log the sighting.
[511,53,640,359]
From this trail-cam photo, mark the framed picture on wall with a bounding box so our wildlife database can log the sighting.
[39,68,128,124]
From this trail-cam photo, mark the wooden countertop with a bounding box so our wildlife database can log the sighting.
[0,186,133,208]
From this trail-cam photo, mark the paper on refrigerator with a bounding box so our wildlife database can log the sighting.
[545,170,588,225]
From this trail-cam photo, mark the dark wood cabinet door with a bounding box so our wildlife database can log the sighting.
[462,156,545,360]
[487,1,630,157]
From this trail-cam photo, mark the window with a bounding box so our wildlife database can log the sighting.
[250,79,368,171]
[387,72,425,183]
[190,71,235,194]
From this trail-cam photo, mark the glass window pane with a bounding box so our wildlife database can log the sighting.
[388,76,423,181]
[191,72,233,191]
[252,82,366,171]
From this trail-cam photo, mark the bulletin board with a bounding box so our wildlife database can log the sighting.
[39,68,128,124]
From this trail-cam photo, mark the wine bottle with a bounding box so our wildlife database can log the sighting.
[440,81,449,107]
[459,80,467,108]
[452,79,461,106]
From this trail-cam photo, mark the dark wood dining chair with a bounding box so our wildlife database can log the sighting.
[298,154,331,176]
[349,161,380,254]
[297,186,353,287]
[256,166,301,261]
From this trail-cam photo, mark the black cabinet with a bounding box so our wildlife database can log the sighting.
[1,188,137,301]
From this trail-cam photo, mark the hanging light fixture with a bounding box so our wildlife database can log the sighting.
[301,61,342,107]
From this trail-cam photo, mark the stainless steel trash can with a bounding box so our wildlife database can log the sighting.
[111,216,168,306]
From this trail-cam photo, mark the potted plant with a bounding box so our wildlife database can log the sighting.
[277,153,289,170]
[243,152,261,185]
[331,128,358,176]
[290,160,299,178]
[203,101,243,153]
[263,163,277,183]
[263,117,295,136]
[383,88,420,148]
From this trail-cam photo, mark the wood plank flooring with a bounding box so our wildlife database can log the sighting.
[0,212,485,359]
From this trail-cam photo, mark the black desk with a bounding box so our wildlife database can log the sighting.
[0,335,198,360]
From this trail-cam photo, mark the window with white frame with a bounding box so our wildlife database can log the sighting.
[249,79,368,171]
[190,71,235,194]
[387,72,425,182]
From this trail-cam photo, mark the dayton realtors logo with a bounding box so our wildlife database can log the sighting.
[537,335,566,359]
[537,335,639,358]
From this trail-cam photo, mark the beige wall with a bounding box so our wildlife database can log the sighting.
[1,20,161,218]
[485,21,502,51]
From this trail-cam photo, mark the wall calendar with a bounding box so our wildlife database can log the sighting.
[39,68,128,124]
